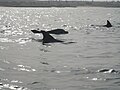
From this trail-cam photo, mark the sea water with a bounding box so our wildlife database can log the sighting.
[0,7,120,90]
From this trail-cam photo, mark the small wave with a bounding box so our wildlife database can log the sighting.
[0,78,29,90]
[70,68,91,75]
[0,60,36,72]
[13,65,36,72]
[0,60,11,72]
[0,68,5,71]
[42,67,91,75]
[30,38,42,42]
[0,78,23,84]
[91,78,106,81]
[105,41,120,45]
[51,70,71,74]
[0,46,7,50]
[106,77,120,81]
[0,37,32,44]
[3,60,10,64]
[0,83,29,90]
[114,80,120,86]
[83,55,113,59]
[15,38,32,44]
[0,38,14,43]
[39,48,50,52]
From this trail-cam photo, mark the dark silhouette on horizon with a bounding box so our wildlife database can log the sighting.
[0,1,120,7]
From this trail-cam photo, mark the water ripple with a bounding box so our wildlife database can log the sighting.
[0,78,29,90]
[0,38,14,43]
[13,65,36,72]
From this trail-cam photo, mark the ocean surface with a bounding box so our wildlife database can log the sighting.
[0,6,120,90]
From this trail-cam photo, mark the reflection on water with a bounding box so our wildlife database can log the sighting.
[0,7,120,90]
[13,65,36,72]
[0,78,29,90]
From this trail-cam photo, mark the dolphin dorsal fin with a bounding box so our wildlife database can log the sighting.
[40,30,56,42]
[106,20,112,27]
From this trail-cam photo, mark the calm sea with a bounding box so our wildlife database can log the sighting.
[0,7,120,90]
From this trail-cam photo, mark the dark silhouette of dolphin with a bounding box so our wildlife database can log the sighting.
[48,29,68,34]
[31,29,68,35]
[103,20,112,28]
[31,30,76,45]
[39,30,63,44]
[91,20,112,28]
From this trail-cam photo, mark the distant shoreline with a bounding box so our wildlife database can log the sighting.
[0,1,120,8]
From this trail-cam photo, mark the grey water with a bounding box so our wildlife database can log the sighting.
[0,7,120,90]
